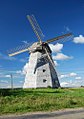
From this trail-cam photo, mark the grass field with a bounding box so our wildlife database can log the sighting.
[0,88,84,115]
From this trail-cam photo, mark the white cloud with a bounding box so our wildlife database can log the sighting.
[59,74,68,79]
[49,43,63,53]
[73,35,84,44]
[23,63,29,75]
[60,80,83,87]
[69,72,77,77]
[0,80,8,83]
[15,70,24,77]
[59,72,77,79]
[16,70,22,74]
[22,40,28,44]
[63,26,71,32]
[60,82,69,87]
[54,61,58,66]
[49,43,73,64]
[75,77,82,80]
[53,53,73,60]
[19,81,24,83]
[59,72,83,87]
[0,69,24,80]
[65,26,70,32]
[0,74,11,78]
[5,75,11,78]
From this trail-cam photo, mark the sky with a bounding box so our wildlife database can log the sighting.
[0,0,84,88]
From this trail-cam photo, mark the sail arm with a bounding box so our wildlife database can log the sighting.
[27,15,42,43]
[46,33,72,43]
[8,48,29,56]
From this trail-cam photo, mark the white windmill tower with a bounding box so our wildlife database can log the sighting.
[8,15,72,88]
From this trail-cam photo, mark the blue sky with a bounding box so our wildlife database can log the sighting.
[0,0,84,88]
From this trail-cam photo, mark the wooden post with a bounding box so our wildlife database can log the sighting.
[10,74,13,89]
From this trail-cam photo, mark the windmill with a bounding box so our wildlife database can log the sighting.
[8,15,72,88]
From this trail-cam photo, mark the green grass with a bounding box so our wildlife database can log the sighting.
[0,88,84,115]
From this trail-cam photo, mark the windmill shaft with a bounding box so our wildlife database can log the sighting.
[46,33,72,43]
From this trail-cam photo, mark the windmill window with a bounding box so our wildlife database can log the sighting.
[43,69,46,72]
[43,79,47,83]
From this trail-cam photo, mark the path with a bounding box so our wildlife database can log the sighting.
[0,108,84,119]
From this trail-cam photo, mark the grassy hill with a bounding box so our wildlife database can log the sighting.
[0,88,84,115]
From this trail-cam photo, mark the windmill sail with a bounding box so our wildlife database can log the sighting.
[8,44,30,56]
[27,15,44,43]
[46,33,72,43]
[43,47,55,69]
